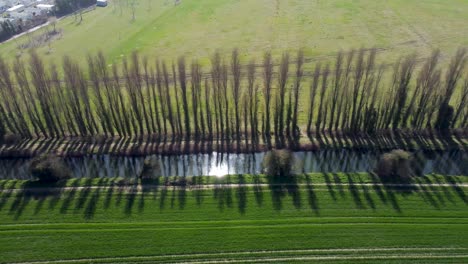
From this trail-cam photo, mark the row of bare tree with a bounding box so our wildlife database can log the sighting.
[0,48,466,142]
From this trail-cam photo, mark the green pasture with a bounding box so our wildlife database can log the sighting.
[0,0,467,66]
[0,173,467,263]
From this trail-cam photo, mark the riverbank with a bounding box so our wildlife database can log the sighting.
[0,130,466,158]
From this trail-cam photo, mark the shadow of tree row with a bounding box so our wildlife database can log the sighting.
[1,128,465,159]
[1,173,466,220]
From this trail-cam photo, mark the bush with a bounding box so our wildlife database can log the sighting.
[262,149,294,177]
[375,149,413,182]
[139,157,162,180]
[30,155,71,183]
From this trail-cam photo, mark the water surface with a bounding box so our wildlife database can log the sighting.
[0,149,466,180]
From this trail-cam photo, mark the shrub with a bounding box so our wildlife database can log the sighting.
[139,157,162,180]
[262,149,294,177]
[30,154,71,182]
[375,149,413,182]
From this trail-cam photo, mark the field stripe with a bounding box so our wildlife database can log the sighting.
[175,254,468,264]
[1,221,467,234]
[10,248,468,264]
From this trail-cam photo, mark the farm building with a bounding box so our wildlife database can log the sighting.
[96,0,108,7]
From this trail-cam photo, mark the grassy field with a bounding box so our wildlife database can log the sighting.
[0,0,467,66]
[0,173,467,263]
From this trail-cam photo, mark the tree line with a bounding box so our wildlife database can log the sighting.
[0,48,466,143]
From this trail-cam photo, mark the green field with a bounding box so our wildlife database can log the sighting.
[0,173,467,263]
[1,0,467,66]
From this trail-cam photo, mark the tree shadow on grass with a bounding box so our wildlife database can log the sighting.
[84,187,101,219]
[0,188,13,211]
[304,174,319,215]
[252,174,264,207]
[355,174,376,210]
[266,174,301,211]
[430,175,455,204]
[236,174,247,215]
[74,179,94,212]
[442,175,467,205]
[124,181,139,216]
[370,174,405,213]
[213,184,233,211]
[323,172,337,201]
[6,180,66,220]
[83,178,106,219]
[368,173,388,205]
[60,179,80,214]
[345,174,365,209]
[9,190,32,220]
[192,176,205,206]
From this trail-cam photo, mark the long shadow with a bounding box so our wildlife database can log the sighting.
[369,173,388,205]
[60,179,80,214]
[322,173,337,201]
[138,176,161,213]
[103,180,115,209]
[374,173,420,213]
[252,174,264,207]
[304,174,319,215]
[417,176,445,206]
[431,175,455,204]
[0,188,13,211]
[124,181,139,216]
[236,174,247,214]
[178,185,187,210]
[415,181,440,209]
[345,174,365,209]
[266,173,301,211]
[380,186,402,212]
[84,180,104,219]
[159,187,168,210]
[356,174,376,210]
[192,176,205,206]
[33,194,47,216]
[442,175,467,205]
[213,184,233,211]
[7,180,66,219]
[8,190,32,220]
[74,178,93,212]
[332,173,345,198]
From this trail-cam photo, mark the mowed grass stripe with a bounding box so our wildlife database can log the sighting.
[10,251,468,264]
[9,248,468,264]
[1,222,468,235]
[1,216,467,231]
[172,254,468,264]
